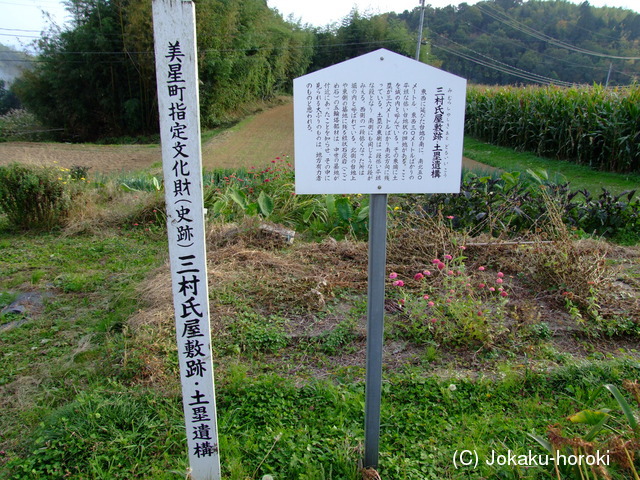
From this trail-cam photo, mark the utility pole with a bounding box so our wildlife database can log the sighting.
[605,62,613,87]
[415,0,426,61]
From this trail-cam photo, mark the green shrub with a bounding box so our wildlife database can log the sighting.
[204,159,370,240]
[0,163,76,230]
[395,170,640,243]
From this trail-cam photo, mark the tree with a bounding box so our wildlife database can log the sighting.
[309,10,416,71]
[14,0,156,140]
[14,0,314,140]
[0,80,20,115]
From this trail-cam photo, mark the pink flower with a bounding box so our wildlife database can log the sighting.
[423,295,430,300]
[393,280,404,287]
[478,283,485,289]
[423,270,432,276]
[446,215,455,219]
[432,258,441,264]
[449,289,455,294]
[478,266,485,271]
[414,273,424,280]
[489,287,495,292]
[427,301,435,307]
[477,311,483,316]
[437,262,445,270]
[447,270,454,275]
[496,278,504,284]
[459,246,467,250]
[446,298,452,303]
[500,291,508,297]
[444,254,453,260]
[497,272,505,278]
[399,298,405,305]
[430,318,437,323]
[389,272,398,279]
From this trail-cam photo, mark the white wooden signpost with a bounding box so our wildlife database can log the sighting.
[294,49,467,469]
[152,1,221,479]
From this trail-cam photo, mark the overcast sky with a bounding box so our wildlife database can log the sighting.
[2,0,639,52]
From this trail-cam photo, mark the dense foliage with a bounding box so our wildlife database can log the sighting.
[465,84,640,173]
[309,10,417,71]
[397,0,640,86]
[0,80,20,115]
[397,170,640,244]
[13,0,314,141]
[200,159,640,244]
[0,164,81,230]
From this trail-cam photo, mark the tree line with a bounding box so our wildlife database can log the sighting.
[6,0,640,141]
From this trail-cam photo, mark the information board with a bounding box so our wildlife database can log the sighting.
[294,49,467,195]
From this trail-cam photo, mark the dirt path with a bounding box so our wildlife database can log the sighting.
[0,101,493,174]
[201,102,295,170]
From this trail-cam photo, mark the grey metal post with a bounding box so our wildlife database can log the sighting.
[415,0,426,61]
[363,193,388,469]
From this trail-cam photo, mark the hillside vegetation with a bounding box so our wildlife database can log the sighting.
[8,0,640,141]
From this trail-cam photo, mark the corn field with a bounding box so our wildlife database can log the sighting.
[465,84,640,173]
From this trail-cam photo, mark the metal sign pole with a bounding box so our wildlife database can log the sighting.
[293,48,467,473]
[363,193,388,469]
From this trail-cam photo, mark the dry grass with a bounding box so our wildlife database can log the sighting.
[201,99,295,171]
[122,211,639,388]
[63,187,165,235]
[125,219,369,387]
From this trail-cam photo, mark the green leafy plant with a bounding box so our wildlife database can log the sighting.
[205,159,370,239]
[5,389,185,479]
[319,319,358,355]
[387,250,510,348]
[529,381,640,480]
[466,84,640,173]
[120,174,162,192]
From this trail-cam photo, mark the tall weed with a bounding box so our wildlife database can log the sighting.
[0,163,83,230]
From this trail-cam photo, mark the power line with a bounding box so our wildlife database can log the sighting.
[431,32,576,87]
[475,4,640,61]
[431,42,574,86]
[0,32,41,38]
[0,27,42,32]
[453,20,638,82]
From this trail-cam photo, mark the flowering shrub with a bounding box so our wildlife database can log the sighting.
[388,250,510,348]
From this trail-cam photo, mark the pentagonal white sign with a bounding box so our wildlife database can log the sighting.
[294,48,466,194]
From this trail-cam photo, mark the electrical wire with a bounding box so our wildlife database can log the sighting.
[430,32,576,86]
[475,4,640,61]
[432,42,574,86]
[452,20,638,82]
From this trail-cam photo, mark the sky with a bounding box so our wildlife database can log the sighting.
[1,0,639,52]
